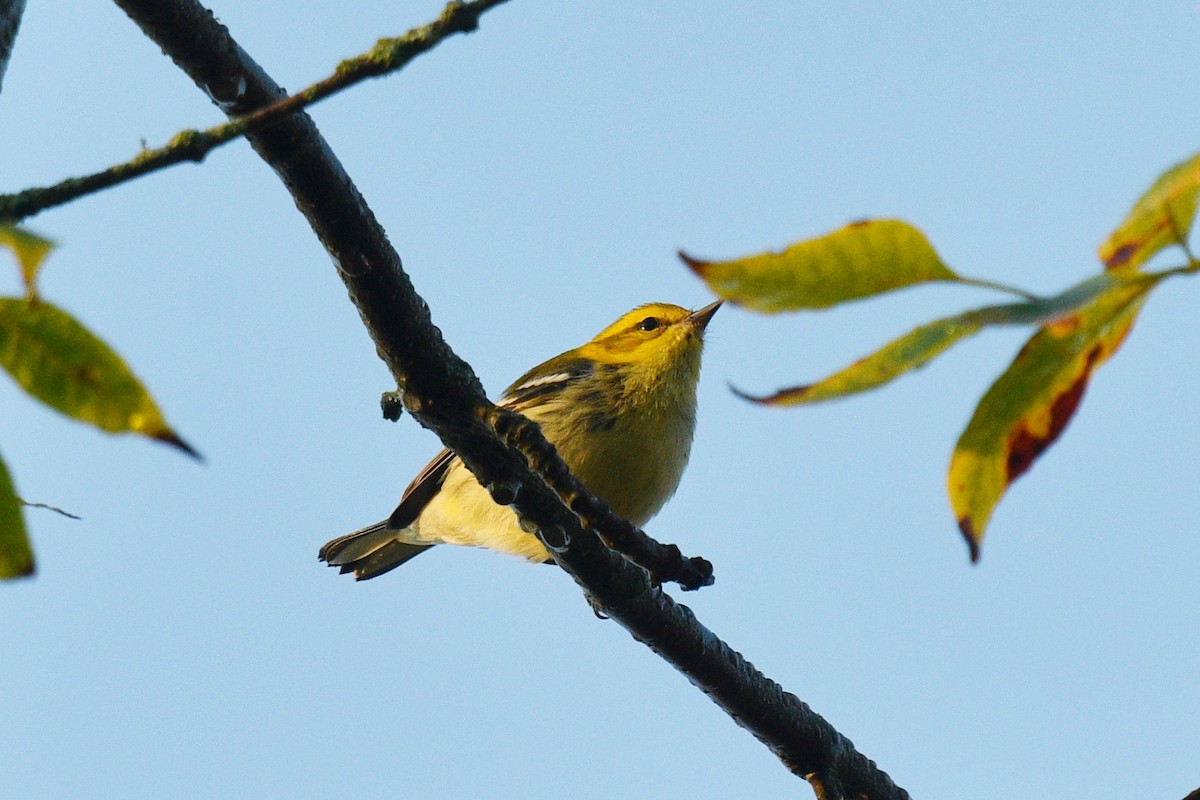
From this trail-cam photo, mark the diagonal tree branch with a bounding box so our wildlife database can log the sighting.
[110,0,910,797]
[0,0,505,222]
[0,0,25,94]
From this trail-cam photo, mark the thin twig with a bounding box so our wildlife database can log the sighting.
[0,0,507,222]
[19,500,82,520]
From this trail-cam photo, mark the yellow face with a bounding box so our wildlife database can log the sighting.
[579,302,718,366]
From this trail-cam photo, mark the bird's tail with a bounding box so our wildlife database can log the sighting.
[319,521,433,581]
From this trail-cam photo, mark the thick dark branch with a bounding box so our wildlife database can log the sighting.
[0,0,25,93]
[0,0,505,222]
[110,0,706,591]
[491,406,712,589]
[111,0,909,796]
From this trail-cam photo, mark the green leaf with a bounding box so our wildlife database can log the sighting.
[1098,151,1200,270]
[682,219,963,312]
[741,314,984,405]
[0,298,199,457]
[0,224,55,297]
[0,453,34,579]
[740,272,1137,405]
[947,275,1162,561]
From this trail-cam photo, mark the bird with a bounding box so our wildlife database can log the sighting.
[319,300,721,580]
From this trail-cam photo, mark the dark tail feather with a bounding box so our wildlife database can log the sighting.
[346,539,432,580]
[319,521,434,581]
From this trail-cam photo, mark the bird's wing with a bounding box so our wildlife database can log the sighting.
[381,357,593,530]
[387,447,457,530]
[499,356,594,413]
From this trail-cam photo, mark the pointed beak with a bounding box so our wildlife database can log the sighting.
[687,299,723,333]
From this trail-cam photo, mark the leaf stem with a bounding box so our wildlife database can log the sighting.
[954,276,1040,301]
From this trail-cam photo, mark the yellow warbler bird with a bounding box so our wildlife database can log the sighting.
[319,300,721,580]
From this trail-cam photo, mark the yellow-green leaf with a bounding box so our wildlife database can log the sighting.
[1098,151,1200,270]
[741,272,1134,405]
[0,453,34,579]
[0,299,199,457]
[0,224,55,297]
[948,276,1161,561]
[683,219,962,312]
[741,314,985,404]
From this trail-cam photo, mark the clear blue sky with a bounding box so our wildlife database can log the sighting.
[3,3,1198,798]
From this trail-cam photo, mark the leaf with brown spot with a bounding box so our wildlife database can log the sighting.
[738,272,1135,406]
[682,219,964,312]
[0,453,34,579]
[1098,151,1200,270]
[0,224,55,298]
[0,298,199,458]
[948,275,1162,561]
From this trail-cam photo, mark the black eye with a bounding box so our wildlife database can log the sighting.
[636,316,660,331]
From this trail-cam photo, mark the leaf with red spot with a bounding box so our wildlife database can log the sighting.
[739,272,1132,406]
[948,275,1162,561]
[682,219,969,312]
[0,452,33,579]
[0,298,199,458]
[1098,151,1200,270]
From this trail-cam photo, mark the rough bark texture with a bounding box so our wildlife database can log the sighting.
[110,1,911,797]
